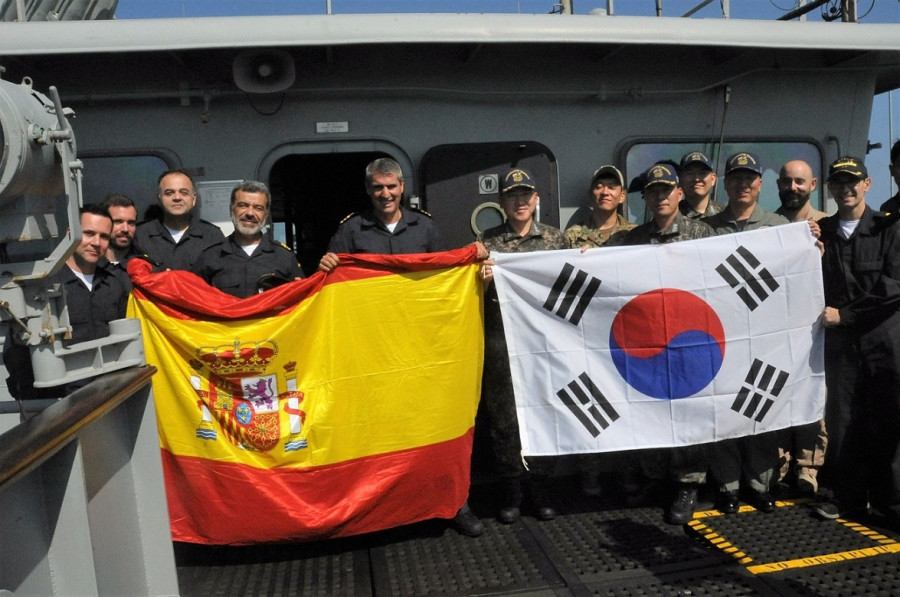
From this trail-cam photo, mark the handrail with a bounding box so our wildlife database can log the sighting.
[0,365,157,488]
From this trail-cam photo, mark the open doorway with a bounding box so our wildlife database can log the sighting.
[268,151,389,275]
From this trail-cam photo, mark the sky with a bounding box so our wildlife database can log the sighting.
[114,0,900,21]
[114,0,900,200]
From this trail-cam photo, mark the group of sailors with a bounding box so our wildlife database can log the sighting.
[474,143,900,538]
[15,142,899,540]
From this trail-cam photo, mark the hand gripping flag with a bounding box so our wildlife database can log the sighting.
[491,223,825,456]
[127,247,483,545]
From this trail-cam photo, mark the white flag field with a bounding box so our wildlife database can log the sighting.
[491,222,825,457]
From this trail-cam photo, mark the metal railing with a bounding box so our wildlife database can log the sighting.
[0,366,179,596]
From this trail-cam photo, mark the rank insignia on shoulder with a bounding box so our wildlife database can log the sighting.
[133,253,161,267]
[876,210,899,221]
[338,212,358,224]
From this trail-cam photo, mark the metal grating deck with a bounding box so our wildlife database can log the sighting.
[175,477,900,596]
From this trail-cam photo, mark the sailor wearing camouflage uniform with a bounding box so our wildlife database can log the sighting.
[193,181,303,298]
[565,165,635,249]
[622,210,712,245]
[621,162,713,525]
[479,167,568,525]
[622,163,713,246]
[565,164,636,496]
[481,219,569,253]
[677,151,725,219]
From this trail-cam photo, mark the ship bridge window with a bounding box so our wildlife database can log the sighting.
[622,141,824,223]
[81,154,174,220]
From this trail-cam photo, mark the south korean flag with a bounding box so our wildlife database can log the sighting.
[491,223,825,456]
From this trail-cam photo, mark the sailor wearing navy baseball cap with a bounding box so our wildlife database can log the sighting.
[643,162,679,189]
[679,151,724,219]
[499,167,537,193]
[826,155,868,181]
[724,151,763,176]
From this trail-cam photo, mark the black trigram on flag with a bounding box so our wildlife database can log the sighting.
[543,263,601,325]
[732,359,789,422]
[715,245,780,311]
[556,372,619,438]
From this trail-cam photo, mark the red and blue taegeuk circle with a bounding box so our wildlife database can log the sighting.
[609,288,725,399]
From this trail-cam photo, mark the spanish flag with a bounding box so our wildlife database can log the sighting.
[127,247,483,545]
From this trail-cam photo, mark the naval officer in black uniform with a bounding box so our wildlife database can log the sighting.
[133,169,225,271]
[316,157,487,538]
[192,181,303,298]
[318,158,445,271]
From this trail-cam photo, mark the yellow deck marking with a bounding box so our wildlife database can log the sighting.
[746,543,900,574]
[688,504,900,574]
[692,499,807,520]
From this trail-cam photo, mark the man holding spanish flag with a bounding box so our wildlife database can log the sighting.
[129,245,485,545]
[319,157,488,537]
[128,158,487,545]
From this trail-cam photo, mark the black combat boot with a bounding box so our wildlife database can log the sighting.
[453,501,485,537]
[666,483,698,525]
[527,477,556,521]
[499,478,523,523]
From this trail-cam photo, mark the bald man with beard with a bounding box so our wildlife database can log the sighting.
[776,160,828,223]
[774,160,829,500]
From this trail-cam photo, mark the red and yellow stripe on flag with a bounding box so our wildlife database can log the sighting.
[126,246,483,545]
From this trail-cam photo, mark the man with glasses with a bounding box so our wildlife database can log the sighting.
[621,162,713,525]
[134,169,225,271]
[816,156,900,526]
[193,181,304,298]
[678,151,724,219]
[565,165,636,250]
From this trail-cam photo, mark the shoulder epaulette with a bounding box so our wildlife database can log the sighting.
[874,210,900,228]
[410,207,433,218]
[338,212,359,224]
[275,240,293,251]
[132,253,163,268]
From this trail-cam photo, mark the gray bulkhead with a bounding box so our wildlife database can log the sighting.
[1,14,896,269]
